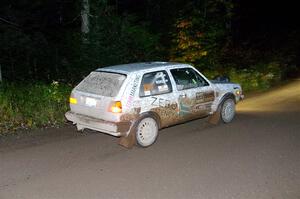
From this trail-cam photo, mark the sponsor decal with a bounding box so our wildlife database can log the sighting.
[125,75,140,109]
[151,97,177,110]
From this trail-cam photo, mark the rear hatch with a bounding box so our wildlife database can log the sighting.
[70,71,126,121]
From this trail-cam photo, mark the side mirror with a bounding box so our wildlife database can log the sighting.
[213,75,230,83]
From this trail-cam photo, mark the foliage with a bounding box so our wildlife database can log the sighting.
[80,13,162,71]
[203,61,283,92]
[0,82,71,134]
[0,0,81,82]
[0,0,163,83]
[170,0,234,69]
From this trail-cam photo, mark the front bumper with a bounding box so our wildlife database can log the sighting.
[65,111,131,137]
[235,93,244,102]
[239,94,245,101]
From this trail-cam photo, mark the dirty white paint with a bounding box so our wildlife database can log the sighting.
[123,74,141,110]
[65,62,243,137]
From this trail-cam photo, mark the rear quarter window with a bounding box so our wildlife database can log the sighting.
[75,71,126,97]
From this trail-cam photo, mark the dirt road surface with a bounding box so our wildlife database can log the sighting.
[1,80,300,199]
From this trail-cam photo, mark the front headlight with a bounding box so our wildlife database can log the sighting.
[235,90,241,96]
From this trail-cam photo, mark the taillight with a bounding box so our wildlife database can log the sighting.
[69,97,77,104]
[110,101,122,113]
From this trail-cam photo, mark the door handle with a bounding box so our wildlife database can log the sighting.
[180,94,186,98]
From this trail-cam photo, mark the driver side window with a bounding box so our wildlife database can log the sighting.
[170,68,209,91]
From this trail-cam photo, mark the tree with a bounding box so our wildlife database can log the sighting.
[81,0,90,38]
[170,0,234,69]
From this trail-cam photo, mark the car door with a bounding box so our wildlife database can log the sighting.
[170,67,215,122]
[139,70,179,128]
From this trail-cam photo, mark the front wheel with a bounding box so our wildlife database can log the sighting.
[220,98,236,123]
[136,117,158,147]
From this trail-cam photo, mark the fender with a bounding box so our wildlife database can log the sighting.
[208,92,236,125]
[219,92,236,105]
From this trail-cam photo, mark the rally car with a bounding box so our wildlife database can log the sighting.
[65,62,243,148]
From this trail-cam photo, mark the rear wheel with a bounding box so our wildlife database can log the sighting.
[220,98,236,123]
[136,117,158,147]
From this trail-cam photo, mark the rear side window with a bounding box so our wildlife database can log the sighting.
[140,71,172,97]
[75,72,126,97]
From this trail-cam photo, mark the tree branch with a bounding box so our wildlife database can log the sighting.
[0,17,20,28]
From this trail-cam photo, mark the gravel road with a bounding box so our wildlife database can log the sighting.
[1,80,300,199]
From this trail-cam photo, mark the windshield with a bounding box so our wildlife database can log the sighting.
[75,71,126,97]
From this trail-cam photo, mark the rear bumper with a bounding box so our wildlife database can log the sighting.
[65,111,131,137]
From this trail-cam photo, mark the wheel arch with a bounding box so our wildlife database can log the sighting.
[219,92,236,105]
[138,111,162,129]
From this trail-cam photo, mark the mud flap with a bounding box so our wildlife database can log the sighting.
[208,109,221,124]
[118,130,136,149]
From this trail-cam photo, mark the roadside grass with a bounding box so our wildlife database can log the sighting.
[0,82,72,135]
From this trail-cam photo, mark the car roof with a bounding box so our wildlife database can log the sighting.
[95,62,191,74]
